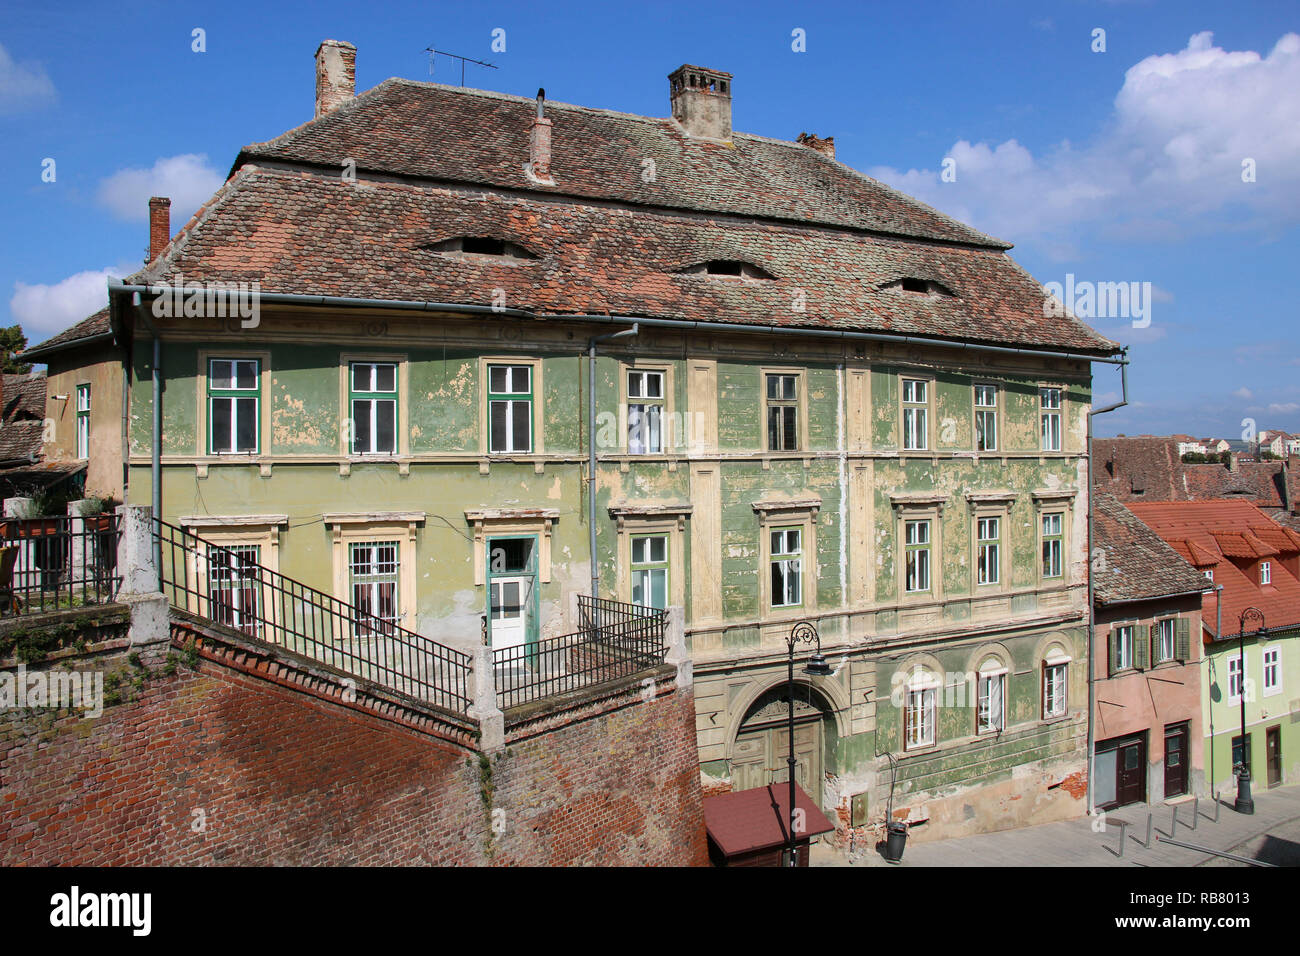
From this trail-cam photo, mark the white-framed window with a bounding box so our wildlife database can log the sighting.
[75,384,91,460]
[904,685,937,750]
[902,378,928,450]
[905,519,931,593]
[1263,646,1281,697]
[1113,625,1134,672]
[627,370,664,455]
[1205,569,1215,581]
[350,361,397,455]
[974,383,997,452]
[1156,618,1176,664]
[488,364,533,454]
[765,373,799,451]
[1041,513,1063,578]
[1227,653,1244,703]
[976,665,1007,734]
[630,533,669,609]
[977,516,1000,586]
[1043,662,1068,718]
[1261,561,1272,586]
[208,544,261,637]
[208,358,260,454]
[769,527,803,608]
[350,540,400,637]
[1040,386,1062,451]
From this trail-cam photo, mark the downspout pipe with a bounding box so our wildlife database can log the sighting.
[587,324,638,604]
[1086,351,1130,815]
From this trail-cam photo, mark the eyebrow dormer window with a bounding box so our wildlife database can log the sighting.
[425,237,537,259]
[680,260,775,280]
[883,277,956,297]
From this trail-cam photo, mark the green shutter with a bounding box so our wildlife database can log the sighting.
[1135,625,1150,670]
[1108,630,1119,676]
[1175,618,1191,662]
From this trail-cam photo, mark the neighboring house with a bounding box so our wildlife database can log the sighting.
[22,306,127,501]
[1176,439,1208,457]
[1092,492,1212,809]
[40,41,1123,840]
[1258,430,1289,458]
[0,370,85,502]
[1127,500,1300,794]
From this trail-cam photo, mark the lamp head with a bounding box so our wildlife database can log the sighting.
[804,653,833,677]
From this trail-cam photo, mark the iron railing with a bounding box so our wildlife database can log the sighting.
[153,519,471,714]
[492,595,668,709]
[0,514,121,616]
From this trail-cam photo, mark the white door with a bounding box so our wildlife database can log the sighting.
[489,576,531,650]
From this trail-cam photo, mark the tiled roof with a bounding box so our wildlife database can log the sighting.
[1096,436,1299,509]
[24,308,111,357]
[1092,492,1210,605]
[130,166,1118,353]
[0,420,43,462]
[239,79,1008,249]
[3,374,45,422]
[1126,499,1300,638]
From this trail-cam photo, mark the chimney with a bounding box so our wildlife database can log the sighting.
[797,132,835,160]
[148,196,171,262]
[668,65,732,140]
[527,88,554,184]
[315,39,357,118]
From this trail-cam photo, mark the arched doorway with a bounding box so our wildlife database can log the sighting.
[731,683,836,806]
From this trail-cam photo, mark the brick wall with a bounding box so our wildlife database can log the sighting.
[0,623,707,866]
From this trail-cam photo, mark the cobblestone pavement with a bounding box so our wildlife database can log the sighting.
[811,784,1300,867]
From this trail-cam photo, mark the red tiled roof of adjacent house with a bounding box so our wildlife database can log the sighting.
[703,783,834,857]
[24,307,112,357]
[1092,492,1211,605]
[1096,436,1298,511]
[3,374,45,422]
[128,164,1118,353]
[1126,500,1300,638]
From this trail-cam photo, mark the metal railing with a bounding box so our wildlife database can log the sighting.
[492,595,668,709]
[153,519,471,714]
[0,514,121,616]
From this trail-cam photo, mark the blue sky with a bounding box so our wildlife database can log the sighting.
[2,0,1297,439]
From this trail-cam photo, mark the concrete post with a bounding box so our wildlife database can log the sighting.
[115,504,168,646]
[4,497,37,593]
[66,499,98,590]
[467,641,505,753]
[664,605,692,690]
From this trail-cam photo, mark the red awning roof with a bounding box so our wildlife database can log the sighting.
[703,784,835,857]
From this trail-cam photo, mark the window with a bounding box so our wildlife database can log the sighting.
[630,534,669,609]
[905,519,931,593]
[208,358,259,454]
[974,384,997,452]
[1232,733,1252,774]
[1112,625,1135,672]
[350,541,400,637]
[1263,647,1280,697]
[488,364,532,454]
[1043,662,1068,718]
[680,260,775,280]
[1155,618,1176,664]
[902,378,928,450]
[208,544,260,637]
[977,516,1000,586]
[627,370,664,454]
[977,667,1006,734]
[1261,561,1272,585]
[1227,653,1244,702]
[904,685,937,750]
[770,527,802,608]
[766,374,799,451]
[427,236,536,259]
[1205,569,1214,581]
[75,384,90,460]
[1041,513,1063,578]
[350,362,397,455]
[1040,387,1062,451]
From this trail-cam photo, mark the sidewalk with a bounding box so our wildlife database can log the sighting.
[812,783,1300,867]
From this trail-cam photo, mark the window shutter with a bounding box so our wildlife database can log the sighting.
[1108,630,1118,677]
[1175,618,1191,662]
[1135,625,1150,670]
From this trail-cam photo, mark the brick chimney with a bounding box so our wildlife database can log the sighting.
[668,65,732,140]
[527,88,554,184]
[148,197,171,262]
[797,132,835,160]
[315,39,356,118]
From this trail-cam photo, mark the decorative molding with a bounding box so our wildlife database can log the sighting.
[890,492,948,514]
[966,491,1017,506]
[179,514,289,528]
[1032,489,1077,502]
[324,511,426,525]
[608,501,693,533]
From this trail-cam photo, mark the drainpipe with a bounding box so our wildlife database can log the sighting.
[587,324,638,604]
[1086,350,1129,815]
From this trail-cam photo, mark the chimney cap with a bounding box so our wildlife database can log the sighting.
[316,38,356,52]
[669,64,733,95]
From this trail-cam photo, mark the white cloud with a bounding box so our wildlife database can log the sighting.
[9,263,136,342]
[1233,387,1254,401]
[97,154,222,223]
[868,32,1300,242]
[1266,402,1300,415]
[0,42,55,113]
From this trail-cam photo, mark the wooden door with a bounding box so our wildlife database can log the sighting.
[1116,737,1147,807]
[731,716,823,804]
[1267,726,1282,788]
[1163,723,1189,799]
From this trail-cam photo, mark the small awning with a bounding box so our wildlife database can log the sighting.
[704,784,835,858]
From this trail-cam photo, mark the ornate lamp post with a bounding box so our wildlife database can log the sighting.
[1234,606,1266,815]
[784,621,832,867]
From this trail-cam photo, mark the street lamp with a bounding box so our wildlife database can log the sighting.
[1234,607,1266,815]
[784,621,832,867]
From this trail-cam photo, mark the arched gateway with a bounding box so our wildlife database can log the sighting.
[729,683,839,807]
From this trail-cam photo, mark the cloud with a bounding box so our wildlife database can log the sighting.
[0,41,55,113]
[9,263,136,342]
[1266,402,1300,415]
[1233,387,1254,401]
[868,32,1300,243]
[97,154,222,223]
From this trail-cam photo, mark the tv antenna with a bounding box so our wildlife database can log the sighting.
[424,47,498,86]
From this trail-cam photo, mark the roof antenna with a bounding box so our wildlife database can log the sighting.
[423,46,498,86]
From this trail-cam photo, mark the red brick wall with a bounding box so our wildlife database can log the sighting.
[0,631,707,866]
